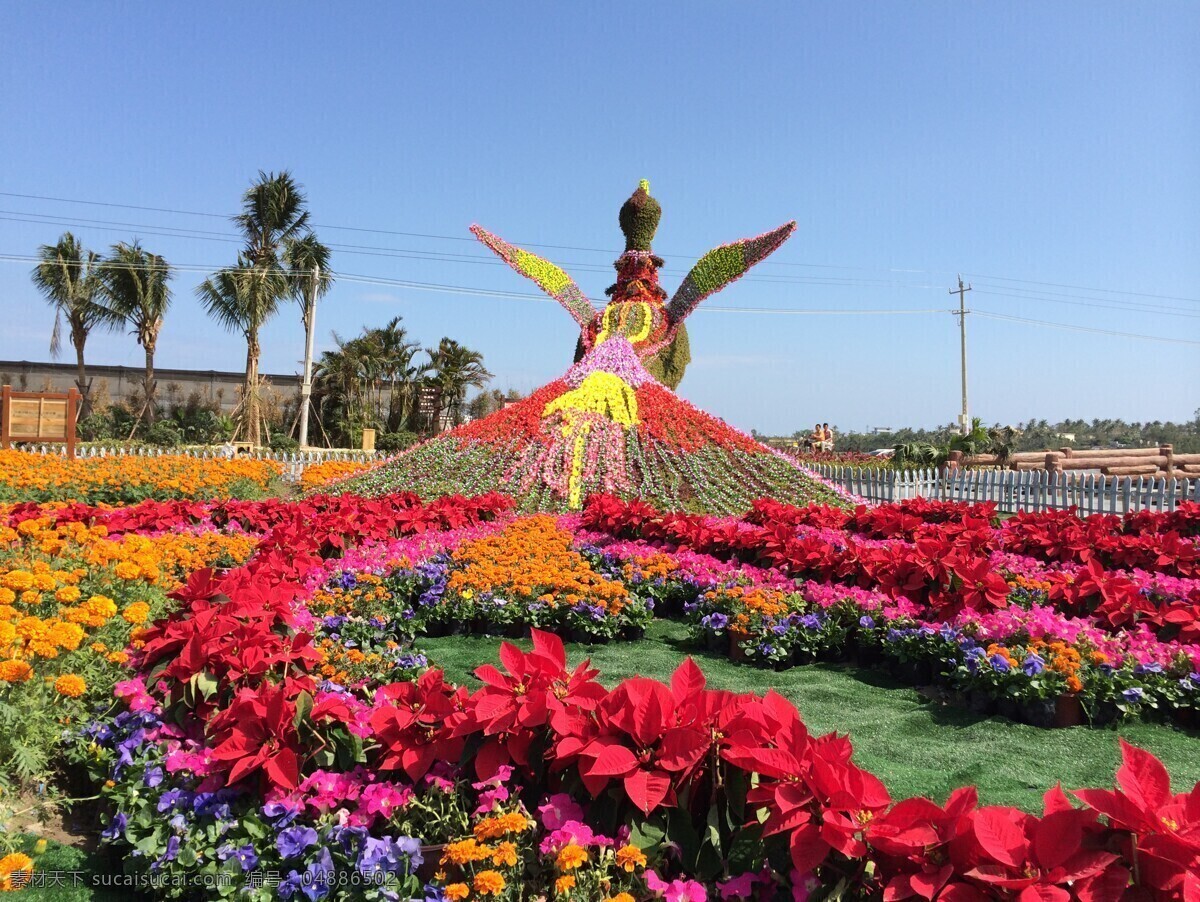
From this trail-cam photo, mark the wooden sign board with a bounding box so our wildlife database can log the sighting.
[2,386,79,458]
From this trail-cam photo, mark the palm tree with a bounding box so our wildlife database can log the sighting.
[284,232,333,447]
[427,338,492,429]
[237,171,311,268]
[31,233,106,417]
[196,258,287,446]
[367,317,424,431]
[202,171,319,446]
[98,241,172,430]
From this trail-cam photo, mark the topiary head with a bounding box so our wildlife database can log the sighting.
[619,179,661,252]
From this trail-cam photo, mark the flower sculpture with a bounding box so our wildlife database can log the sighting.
[344,184,841,513]
[471,179,795,389]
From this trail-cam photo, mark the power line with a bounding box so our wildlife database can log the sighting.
[6,189,1196,303]
[963,271,1200,305]
[0,210,941,290]
[0,253,951,316]
[971,310,1200,346]
[973,289,1200,319]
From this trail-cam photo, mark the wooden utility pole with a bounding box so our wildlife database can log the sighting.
[950,275,972,436]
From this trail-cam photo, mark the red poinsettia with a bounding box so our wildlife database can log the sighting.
[368,670,469,781]
[461,629,606,780]
[563,663,714,815]
[208,682,304,792]
[1073,739,1200,898]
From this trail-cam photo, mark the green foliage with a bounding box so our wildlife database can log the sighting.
[166,392,230,444]
[142,421,183,448]
[376,430,419,453]
[618,180,661,251]
[76,412,116,442]
[269,434,299,453]
[687,244,745,296]
[644,325,692,390]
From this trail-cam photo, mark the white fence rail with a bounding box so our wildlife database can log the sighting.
[808,464,1199,516]
[15,444,380,484]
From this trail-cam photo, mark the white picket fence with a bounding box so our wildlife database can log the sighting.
[808,464,1199,516]
[17,444,379,484]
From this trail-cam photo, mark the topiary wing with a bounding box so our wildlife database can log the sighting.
[471,224,596,329]
[666,221,797,324]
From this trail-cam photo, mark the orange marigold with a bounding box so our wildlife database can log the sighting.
[122,602,151,625]
[444,884,470,902]
[0,660,33,683]
[473,870,505,895]
[555,843,587,870]
[615,843,647,872]
[54,674,87,698]
[555,875,576,895]
[491,841,518,867]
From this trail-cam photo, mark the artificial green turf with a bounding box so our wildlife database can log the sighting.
[422,620,1200,813]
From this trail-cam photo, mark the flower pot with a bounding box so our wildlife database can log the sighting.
[423,621,449,638]
[792,648,817,666]
[416,844,447,883]
[854,645,883,667]
[502,623,526,639]
[729,635,748,663]
[1054,693,1084,728]
[997,697,1021,722]
[704,632,726,653]
[966,690,996,717]
[619,626,646,641]
[1087,701,1119,726]
[1174,706,1198,730]
[1022,699,1057,729]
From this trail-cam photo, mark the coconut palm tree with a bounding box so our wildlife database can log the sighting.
[195,258,287,446]
[284,232,333,447]
[427,338,492,429]
[237,171,311,268]
[98,241,172,430]
[31,233,106,417]
[201,171,323,446]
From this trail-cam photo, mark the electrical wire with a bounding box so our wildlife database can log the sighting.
[9,190,1196,303]
[971,310,1200,346]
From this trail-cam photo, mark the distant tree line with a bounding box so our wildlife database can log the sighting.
[769,413,1200,456]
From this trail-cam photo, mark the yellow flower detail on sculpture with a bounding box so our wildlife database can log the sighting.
[543,372,639,427]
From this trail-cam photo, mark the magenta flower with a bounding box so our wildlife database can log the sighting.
[537,792,584,831]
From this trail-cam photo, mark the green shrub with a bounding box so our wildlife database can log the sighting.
[377,430,419,453]
[76,412,116,442]
[142,422,183,448]
[269,434,300,453]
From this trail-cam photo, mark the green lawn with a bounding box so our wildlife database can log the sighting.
[423,620,1200,812]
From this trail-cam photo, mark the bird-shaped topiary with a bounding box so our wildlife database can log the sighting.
[471,180,795,389]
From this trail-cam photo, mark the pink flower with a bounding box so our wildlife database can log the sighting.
[717,871,760,899]
[789,870,821,902]
[164,748,213,776]
[646,869,708,902]
[537,793,584,831]
[359,782,413,821]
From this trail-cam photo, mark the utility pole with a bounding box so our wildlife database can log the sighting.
[298,265,319,449]
[949,275,972,436]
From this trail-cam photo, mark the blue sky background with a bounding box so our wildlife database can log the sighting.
[1,2,1197,435]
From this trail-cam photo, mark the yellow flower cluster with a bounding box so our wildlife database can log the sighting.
[300,459,376,493]
[543,372,640,428]
[0,449,281,504]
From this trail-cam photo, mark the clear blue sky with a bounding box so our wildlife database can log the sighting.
[2,2,1197,435]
